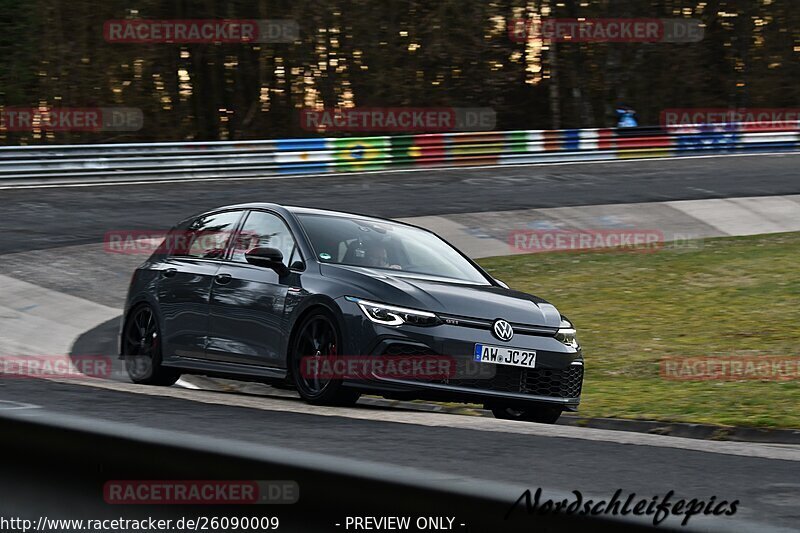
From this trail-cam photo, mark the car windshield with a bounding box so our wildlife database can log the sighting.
[296,213,490,285]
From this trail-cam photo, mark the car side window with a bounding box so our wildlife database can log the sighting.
[231,211,297,266]
[174,211,243,259]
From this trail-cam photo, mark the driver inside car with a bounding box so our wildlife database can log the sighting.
[364,241,402,270]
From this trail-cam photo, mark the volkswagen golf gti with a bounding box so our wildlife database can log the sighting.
[121,203,583,423]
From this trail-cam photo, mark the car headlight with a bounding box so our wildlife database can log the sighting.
[347,297,440,327]
[555,317,580,349]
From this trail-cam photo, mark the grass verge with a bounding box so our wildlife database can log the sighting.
[477,232,800,428]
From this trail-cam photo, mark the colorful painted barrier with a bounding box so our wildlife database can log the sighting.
[272,123,799,174]
[1,122,797,182]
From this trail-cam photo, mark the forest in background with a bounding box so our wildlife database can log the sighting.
[0,0,797,144]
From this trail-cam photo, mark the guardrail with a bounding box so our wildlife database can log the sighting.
[1,122,798,183]
[0,409,658,532]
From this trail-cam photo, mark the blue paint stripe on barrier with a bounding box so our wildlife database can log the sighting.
[276,162,331,174]
[675,133,740,151]
[275,138,330,151]
[562,129,581,151]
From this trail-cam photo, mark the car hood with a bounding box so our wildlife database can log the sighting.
[321,264,562,327]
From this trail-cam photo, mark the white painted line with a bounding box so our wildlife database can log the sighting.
[175,378,202,390]
[0,150,797,190]
[0,400,41,410]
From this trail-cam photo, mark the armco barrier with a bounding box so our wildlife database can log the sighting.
[0,409,659,532]
[0,122,798,182]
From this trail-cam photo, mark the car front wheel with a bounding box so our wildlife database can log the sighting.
[289,310,360,406]
[122,304,180,386]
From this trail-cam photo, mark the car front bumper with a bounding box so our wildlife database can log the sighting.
[338,299,584,409]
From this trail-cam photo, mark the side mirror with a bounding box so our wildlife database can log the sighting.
[245,247,289,276]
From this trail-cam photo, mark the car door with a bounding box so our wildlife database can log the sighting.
[207,209,301,367]
[157,210,245,360]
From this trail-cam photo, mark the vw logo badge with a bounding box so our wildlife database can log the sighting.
[492,319,514,341]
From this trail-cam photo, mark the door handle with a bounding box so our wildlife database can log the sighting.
[214,273,233,285]
[162,268,177,278]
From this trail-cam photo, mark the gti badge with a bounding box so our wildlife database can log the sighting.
[492,319,514,341]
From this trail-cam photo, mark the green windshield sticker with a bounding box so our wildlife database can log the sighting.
[319,253,332,260]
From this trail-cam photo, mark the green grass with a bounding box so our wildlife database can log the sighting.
[477,232,800,429]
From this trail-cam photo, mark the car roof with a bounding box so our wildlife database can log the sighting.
[204,203,428,231]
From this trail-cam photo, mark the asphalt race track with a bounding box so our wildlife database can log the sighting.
[1,152,799,254]
[2,154,800,532]
[1,377,799,532]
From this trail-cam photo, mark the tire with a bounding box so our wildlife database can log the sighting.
[489,404,563,424]
[289,309,360,406]
[122,304,180,386]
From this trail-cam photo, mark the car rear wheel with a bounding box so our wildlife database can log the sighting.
[122,305,180,386]
[488,404,563,424]
[290,310,360,406]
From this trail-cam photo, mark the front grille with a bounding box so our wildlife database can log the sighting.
[442,364,583,398]
[523,365,583,398]
[379,344,584,399]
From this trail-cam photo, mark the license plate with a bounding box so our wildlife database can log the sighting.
[474,344,536,369]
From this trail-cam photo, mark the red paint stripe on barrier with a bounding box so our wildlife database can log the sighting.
[413,133,448,165]
[543,131,562,151]
[614,136,673,148]
[598,129,615,149]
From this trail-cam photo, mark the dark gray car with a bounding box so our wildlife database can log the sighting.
[121,204,583,423]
